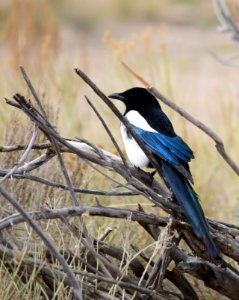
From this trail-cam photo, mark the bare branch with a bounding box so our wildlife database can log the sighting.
[0,152,54,175]
[4,173,139,196]
[85,96,129,170]
[0,205,175,231]
[52,139,80,206]
[213,0,239,42]
[176,250,239,300]
[0,142,49,152]
[20,66,48,118]
[0,125,39,184]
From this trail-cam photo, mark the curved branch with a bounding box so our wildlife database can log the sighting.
[0,205,175,231]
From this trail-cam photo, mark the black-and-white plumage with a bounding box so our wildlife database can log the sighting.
[109,87,220,259]
[120,110,156,167]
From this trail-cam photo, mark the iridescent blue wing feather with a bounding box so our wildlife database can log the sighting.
[132,125,193,167]
[131,124,220,258]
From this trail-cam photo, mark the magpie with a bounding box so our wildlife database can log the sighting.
[109,87,220,258]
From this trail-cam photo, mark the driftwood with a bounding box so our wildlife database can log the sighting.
[0,67,238,299]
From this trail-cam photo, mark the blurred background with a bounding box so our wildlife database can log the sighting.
[0,0,238,223]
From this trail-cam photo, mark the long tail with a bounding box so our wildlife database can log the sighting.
[161,161,220,258]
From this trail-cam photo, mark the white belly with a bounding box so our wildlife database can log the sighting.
[120,123,149,168]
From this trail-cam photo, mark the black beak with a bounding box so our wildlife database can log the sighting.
[108,93,126,101]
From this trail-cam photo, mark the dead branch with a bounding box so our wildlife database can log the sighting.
[0,67,238,299]
[213,0,239,43]
[0,125,39,184]
[18,67,132,299]
[0,205,180,231]
[85,96,129,169]
[0,142,49,152]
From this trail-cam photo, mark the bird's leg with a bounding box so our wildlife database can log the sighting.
[149,169,157,178]
[146,169,157,184]
[136,167,157,186]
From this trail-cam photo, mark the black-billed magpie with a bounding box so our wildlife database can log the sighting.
[109,87,220,258]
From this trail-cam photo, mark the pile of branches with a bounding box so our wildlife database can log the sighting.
[0,66,238,300]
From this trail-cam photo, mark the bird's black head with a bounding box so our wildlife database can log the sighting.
[108,87,161,113]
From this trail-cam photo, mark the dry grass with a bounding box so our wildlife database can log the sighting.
[0,1,238,299]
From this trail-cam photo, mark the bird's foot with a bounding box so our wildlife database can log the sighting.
[149,170,157,178]
[146,169,157,185]
[134,167,157,186]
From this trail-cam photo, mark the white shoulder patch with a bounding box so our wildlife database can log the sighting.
[120,123,150,167]
[125,110,156,132]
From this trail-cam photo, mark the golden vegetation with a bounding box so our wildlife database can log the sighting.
[5,0,60,71]
[0,1,238,299]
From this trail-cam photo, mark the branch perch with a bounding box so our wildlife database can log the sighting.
[0,66,238,299]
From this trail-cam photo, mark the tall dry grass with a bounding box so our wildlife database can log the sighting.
[0,1,238,299]
[5,0,60,71]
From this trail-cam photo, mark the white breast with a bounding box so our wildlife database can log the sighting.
[120,124,149,167]
[120,110,155,168]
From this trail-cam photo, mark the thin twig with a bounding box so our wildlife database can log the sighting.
[85,96,130,170]
[82,156,140,195]
[213,0,239,42]
[0,152,54,175]
[98,227,113,241]
[0,125,39,185]
[20,67,81,206]
[0,142,50,152]
[2,173,139,196]
[52,139,80,206]
[20,66,48,119]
